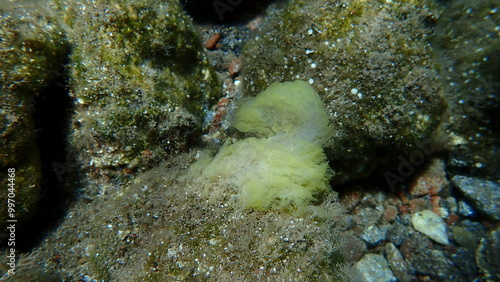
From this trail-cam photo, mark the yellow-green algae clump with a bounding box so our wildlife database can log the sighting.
[193,80,333,211]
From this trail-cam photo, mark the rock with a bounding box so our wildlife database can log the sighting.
[452,175,500,220]
[359,191,387,207]
[446,197,458,213]
[410,249,454,279]
[385,242,415,281]
[475,228,500,280]
[409,198,430,213]
[51,0,221,183]
[461,220,487,238]
[23,153,351,280]
[409,158,448,196]
[360,225,386,246]
[386,221,412,247]
[446,214,460,226]
[382,205,398,223]
[0,3,69,231]
[355,254,397,282]
[356,206,384,226]
[435,0,500,180]
[399,232,433,261]
[242,0,446,184]
[458,200,476,217]
[336,214,358,231]
[451,226,479,250]
[340,233,367,262]
[340,187,363,211]
[411,210,449,245]
[452,248,479,281]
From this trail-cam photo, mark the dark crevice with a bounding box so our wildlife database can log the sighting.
[16,70,75,252]
[180,0,277,24]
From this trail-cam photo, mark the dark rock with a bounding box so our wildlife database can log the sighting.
[461,220,487,238]
[475,228,500,280]
[399,232,432,261]
[340,233,368,262]
[385,242,415,281]
[435,0,500,181]
[0,3,69,233]
[180,0,273,23]
[452,248,479,281]
[452,175,500,220]
[451,226,479,250]
[410,249,454,279]
[386,221,412,247]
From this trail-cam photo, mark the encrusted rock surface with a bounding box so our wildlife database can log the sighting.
[52,0,221,183]
[242,0,447,183]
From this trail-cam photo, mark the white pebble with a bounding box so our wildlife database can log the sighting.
[412,210,449,245]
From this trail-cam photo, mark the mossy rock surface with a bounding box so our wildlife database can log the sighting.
[242,0,447,183]
[52,0,221,176]
[0,4,69,231]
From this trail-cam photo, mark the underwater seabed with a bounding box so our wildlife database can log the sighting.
[0,0,499,280]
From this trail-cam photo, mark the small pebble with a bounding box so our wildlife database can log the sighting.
[206,33,221,49]
[411,210,449,245]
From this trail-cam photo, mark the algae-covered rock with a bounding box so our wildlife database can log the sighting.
[18,81,351,280]
[432,0,500,180]
[51,0,220,178]
[25,153,350,281]
[242,0,447,183]
[0,4,68,231]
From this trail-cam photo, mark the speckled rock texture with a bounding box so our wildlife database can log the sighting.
[242,0,447,183]
[433,0,500,180]
[51,0,221,183]
[452,175,500,220]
